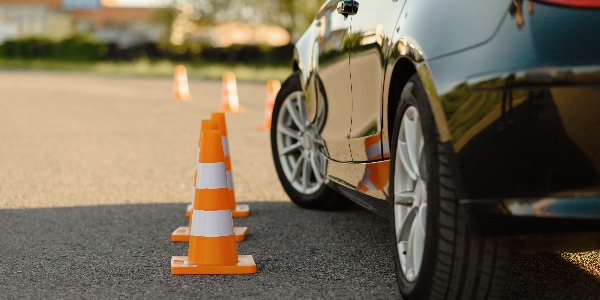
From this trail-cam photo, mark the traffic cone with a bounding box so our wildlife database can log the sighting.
[258,79,281,131]
[172,120,248,242]
[219,72,244,113]
[172,65,191,101]
[184,119,218,219]
[357,134,390,194]
[212,112,250,218]
[171,130,256,275]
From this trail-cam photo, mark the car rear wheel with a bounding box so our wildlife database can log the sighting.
[270,72,348,210]
[390,74,511,299]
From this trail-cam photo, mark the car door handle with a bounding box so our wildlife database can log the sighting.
[337,0,359,16]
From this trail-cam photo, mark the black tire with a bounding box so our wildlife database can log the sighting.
[270,72,349,210]
[389,74,511,299]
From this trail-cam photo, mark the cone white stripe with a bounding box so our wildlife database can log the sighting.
[190,210,234,237]
[196,162,228,189]
[366,142,381,160]
[222,137,229,156]
[226,170,234,190]
[361,178,377,191]
[382,140,390,156]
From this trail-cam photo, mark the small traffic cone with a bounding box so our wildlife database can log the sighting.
[172,120,248,243]
[171,130,256,275]
[258,79,281,131]
[172,65,191,101]
[184,119,218,219]
[219,72,244,113]
[357,134,390,194]
[212,112,250,218]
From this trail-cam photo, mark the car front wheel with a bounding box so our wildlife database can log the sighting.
[390,74,511,299]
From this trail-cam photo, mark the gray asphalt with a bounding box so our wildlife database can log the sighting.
[0,71,599,299]
[0,203,399,299]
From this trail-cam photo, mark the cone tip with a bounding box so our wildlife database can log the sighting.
[200,130,225,163]
[211,112,228,136]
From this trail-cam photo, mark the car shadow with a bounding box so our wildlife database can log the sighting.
[506,251,600,299]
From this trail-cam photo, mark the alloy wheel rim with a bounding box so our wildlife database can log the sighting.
[276,91,327,194]
[394,106,427,282]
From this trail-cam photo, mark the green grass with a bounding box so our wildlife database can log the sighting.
[0,59,291,82]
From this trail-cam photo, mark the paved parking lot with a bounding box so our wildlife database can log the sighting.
[0,71,598,299]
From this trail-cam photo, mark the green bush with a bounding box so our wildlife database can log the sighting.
[52,35,106,61]
[0,35,105,62]
[0,37,54,59]
[0,35,292,65]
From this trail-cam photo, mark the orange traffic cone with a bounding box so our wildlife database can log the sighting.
[172,65,191,101]
[172,119,248,242]
[212,112,250,217]
[258,79,281,131]
[357,134,390,194]
[219,72,244,113]
[185,113,249,218]
[171,130,256,275]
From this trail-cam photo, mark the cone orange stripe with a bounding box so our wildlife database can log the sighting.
[200,130,225,163]
[199,120,219,146]
[194,188,231,210]
[211,112,228,136]
[365,134,380,148]
[357,182,369,193]
[188,235,237,265]
[224,157,231,171]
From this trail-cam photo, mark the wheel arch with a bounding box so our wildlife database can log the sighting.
[386,58,417,139]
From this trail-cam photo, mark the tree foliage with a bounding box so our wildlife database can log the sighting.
[177,0,324,40]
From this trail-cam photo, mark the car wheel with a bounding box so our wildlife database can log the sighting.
[390,74,511,299]
[270,72,349,210]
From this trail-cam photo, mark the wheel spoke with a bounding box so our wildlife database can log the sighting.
[405,222,416,281]
[398,141,417,181]
[314,136,325,146]
[288,155,304,182]
[301,153,311,192]
[418,203,427,234]
[394,190,414,205]
[404,115,420,177]
[410,205,426,277]
[278,125,301,140]
[309,152,323,184]
[398,241,408,273]
[395,205,408,241]
[285,100,304,130]
[296,93,308,123]
[279,141,302,155]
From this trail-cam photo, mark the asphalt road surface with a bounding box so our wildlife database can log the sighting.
[0,71,599,299]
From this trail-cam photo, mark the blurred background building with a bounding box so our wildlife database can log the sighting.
[0,0,291,47]
[0,0,166,47]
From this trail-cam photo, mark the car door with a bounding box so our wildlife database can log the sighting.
[314,0,354,162]
[348,0,406,162]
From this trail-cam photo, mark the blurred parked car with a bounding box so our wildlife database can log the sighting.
[270,0,600,298]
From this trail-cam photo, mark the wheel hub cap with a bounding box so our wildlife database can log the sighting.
[276,91,326,195]
[302,132,313,150]
[394,106,427,283]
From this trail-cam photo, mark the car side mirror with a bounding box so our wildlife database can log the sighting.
[336,0,359,17]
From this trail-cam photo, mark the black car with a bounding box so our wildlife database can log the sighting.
[270,0,600,298]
